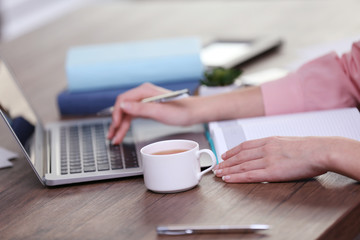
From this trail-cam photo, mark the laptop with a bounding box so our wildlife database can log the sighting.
[0,59,212,186]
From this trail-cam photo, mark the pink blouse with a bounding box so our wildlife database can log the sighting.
[261,41,360,116]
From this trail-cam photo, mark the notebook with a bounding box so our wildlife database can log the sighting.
[208,108,360,162]
[0,59,211,186]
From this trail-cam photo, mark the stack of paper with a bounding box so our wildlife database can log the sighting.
[208,108,360,162]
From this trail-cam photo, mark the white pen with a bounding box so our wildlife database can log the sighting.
[156,224,270,235]
[96,88,189,116]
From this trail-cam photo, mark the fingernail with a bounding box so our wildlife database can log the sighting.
[222,175,230,181]
[214,169,222,175]
[120,102,130,110]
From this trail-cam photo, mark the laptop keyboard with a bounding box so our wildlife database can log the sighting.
[59,122,139,175]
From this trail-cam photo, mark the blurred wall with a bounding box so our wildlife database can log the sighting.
[0,0,104,42]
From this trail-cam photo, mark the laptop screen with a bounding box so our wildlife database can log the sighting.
[0,60,38,156]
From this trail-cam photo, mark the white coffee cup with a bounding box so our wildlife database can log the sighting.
[140,139,216,193]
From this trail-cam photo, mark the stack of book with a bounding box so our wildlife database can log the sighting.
[58,37,204,116]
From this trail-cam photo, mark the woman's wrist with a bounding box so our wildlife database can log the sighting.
[189,86,265,124]
[320,137,360,181]
[187,96,218,124]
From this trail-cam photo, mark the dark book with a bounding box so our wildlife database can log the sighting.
[57,80,199,116]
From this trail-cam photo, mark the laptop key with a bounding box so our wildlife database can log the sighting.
[109,144,123,170]
[60,128,68,174]
[70,168,82,174]
[123,143,139,168]
[110,157,123,169]
[97,163,110,171]
[111,163,123,170]
[84,165,96,172]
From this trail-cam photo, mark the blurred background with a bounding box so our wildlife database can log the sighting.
[0,0,109,42]
[0,0,359,122]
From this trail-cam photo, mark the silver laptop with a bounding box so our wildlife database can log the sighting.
[0,59,212,186]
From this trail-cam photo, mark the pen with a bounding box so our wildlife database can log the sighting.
[156,224,270,235]
[96,89,189,116]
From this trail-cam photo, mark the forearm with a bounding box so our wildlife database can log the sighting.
[261,41,360,116]
[189,86,265,124]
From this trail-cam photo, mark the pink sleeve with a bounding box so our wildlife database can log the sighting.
[260,41,360,116]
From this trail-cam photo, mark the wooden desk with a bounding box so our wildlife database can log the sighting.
[1,1,360,239]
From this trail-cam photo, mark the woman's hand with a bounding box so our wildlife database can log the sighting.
[107,83,265,144]
[107,83,196,144]
[214,136,336,183]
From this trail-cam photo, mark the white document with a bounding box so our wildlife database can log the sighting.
[208,108,360,162]
[0,147,18,168]
[240,68,288,86]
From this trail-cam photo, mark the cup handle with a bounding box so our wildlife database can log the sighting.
[196,149,217,180]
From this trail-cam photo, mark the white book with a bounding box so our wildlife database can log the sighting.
[208,108,360,162]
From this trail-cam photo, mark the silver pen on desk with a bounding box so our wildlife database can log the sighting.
[96,88,189,116]
[156,224,270,235]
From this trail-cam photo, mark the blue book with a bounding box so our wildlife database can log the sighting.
[66,37,204,92]
[57,80,199,116]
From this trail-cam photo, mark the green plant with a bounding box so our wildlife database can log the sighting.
[200,67,242,87]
